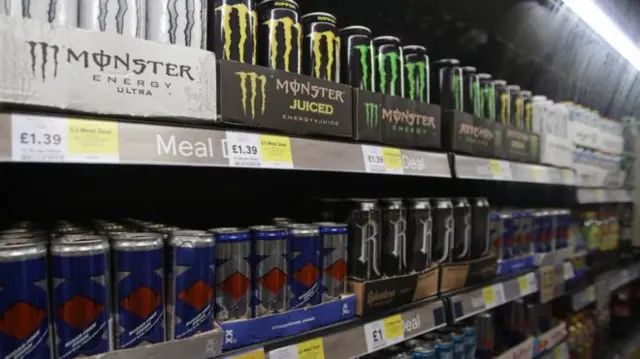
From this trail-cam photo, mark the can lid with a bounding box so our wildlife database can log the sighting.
[507,85,521,90]
[532,95,547,101]
[462,66,477,72]
[521,90,532,96]
[170,230,214,247]
[287,223,319,236]
[111,232,163,249]
[257,0,299,9]
[250,225,288,238]
[339,25,372,33]
[313,222,348,234]
[402,45,427,51]
[0,239,46,260]
[372,35,401,43]
[493,79,507,85]
[51,234,110,253]
[301,12,337,23]
[434,58,460,65]
[209,227,250,242]
[477,73,492,79]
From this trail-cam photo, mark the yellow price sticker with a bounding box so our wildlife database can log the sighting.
[232,349,265,359]
[586,286,595,301]
[67,119,119,155]
[259,135,292,164]
[596,190,605,202]
[489,160,502,176]
[482,286,496,306]
[296,338,325,359]
[383,314,404,340]
[382,148,402,170]
[518,276,529,294]
[532,167,544,182]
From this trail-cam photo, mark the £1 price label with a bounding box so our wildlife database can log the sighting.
[364,315,405,353]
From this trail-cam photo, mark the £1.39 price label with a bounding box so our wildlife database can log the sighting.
[362,145,405,174]
[364,315,405,353]
[225,132,293,169]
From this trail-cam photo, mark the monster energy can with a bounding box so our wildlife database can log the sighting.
[147,0,207,48]
[403,45,430,103]
[493,80,510,125]
[372,36,404,97]
[257,0,301,73]
[432,59,463,112]
[301,12,340,82]
[210,0,256,62]
[345,199,382,280]
[79,0,146,38]
[380,198,407,276]
[339,25,374,91]
[5,0,78,26]
[478,73,495,121]
[521,90,533,131]
[508,85,524,128]
[462,66,481,117]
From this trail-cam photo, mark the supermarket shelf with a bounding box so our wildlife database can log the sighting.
[492,323,567,359]
[536,342,569,359]
[601,263,640,292]
[577,188,635,204]
[571,284,596,311]
[494,337,536,359]
[453,154,574,185]
[1,112,452,178]
[534,323,568,357]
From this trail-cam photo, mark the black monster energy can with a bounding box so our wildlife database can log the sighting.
[462,66,481,117]
[210,0,257,63]
[494,80,510,125]
[372,36,405,97]
[300,12,340,82]
[432,59,463,112]
[380,199,407,277]
[257,0,301,73]
[339,26,374,91]
[403,45,430,103]
[508,85,524,128]
[521,90,533,131]
[478,73,495,121]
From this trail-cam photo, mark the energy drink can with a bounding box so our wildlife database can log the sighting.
[301,12,340,82]
[431,59,463,112]
[462,66,481,117]
[522,90,533,131]
[461,326,477,359]
[287,224,321,308]
[391,353,412,359]
[314,222,348,302]
[404,338,426,348]
[211,227,252,321]
[512,210,523,257]
[79,0,146,38]
[508,85,524,128]
[448,330,465,359]
[111,232,165,349]
[470,198,491,259]
[210,0,257,62]
[478,73,495,121]
[0,239,52,359]
[435,334,454,359]
[372,36,404,97]
[147,0,207,48]
[403,45,430,103]
[413,344,436,359]
[380,198,408,276]
[166,230,215,340]
[51,235,112,357]
[273,217,292,226]
[339,25,374,91]
[526,302,539,336]
[548,209,559,251]
[431,198,453,264]
[520,210,533,255]
[257,0,302,73]
[345,199,382,280]
[475,313,494,359]
[405,198,432,273]
[251,225,288,316]
[494,80,510,125]
[488,211,501,258]
[531,95,548,134]
[556,209,571,249]
[533,210,550,253]
[7,0,78,26]
[452,198,471,262]
[501,211,516,259]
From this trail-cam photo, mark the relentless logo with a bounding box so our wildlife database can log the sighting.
[215,3,257,63]
[500,93,509,124]
[27,41,59,81]
[442,208,454,263]
[459,124,494,141]
[354,44,373,90]
[364,102,379,129]
[357,212,381,279]
[405,61,427,102]
[419,210,433,264]
[377,51,401,96]
[461,207,471,259]
[236,71,267,119]
[485,87,496,121]
[264,17,302,72]
[309,30,340,81]
[390,209,407,272]
[366,288,395,307]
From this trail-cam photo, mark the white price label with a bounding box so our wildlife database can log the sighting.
[12,114,68,162]
[494,283,507,305]
[362,145,386,173]
[519,272,538,296]
[225,132,294,169]
[563,262,575,281]
[364,316,405,353]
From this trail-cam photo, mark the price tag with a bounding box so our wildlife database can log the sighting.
[494,283,507,305]
[296,338,325,359]
[518,272,538,296]
[364,315,405,352]
[362,145,404,174]
[382,148,403,174]
[482,286,496,307]
[563,262,575,281]
[230,348,265,359]
[489,160,502,177]
[585,286,595,302]
[382,315,404,341]
[226,132,293,169]
[259,135,293,168]
[67,119,119,162]
[562,170,573,185]
[595,189,605,203]
[540,266,556,304]
[532,166,548,182]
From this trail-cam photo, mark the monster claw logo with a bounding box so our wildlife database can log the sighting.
[364,103,379,129]
[378,51,401,96]
[27,41,59,81]
[215,3,257,63]
[485,87,496,121]
[309,30,340,81]
[264,18,302,72]
[500,93,509,124]
[472,81,481,117]
[405,61,427,102]
[453,74,462,111]
[236,71,267,120]
[354,44,372,90]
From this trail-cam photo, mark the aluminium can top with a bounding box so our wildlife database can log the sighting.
[372,35,402,44]
[312,222,348,234]
[169,230,214,247]
[339,25,372,34]
[286,223,320,236]
[209,227,251,242]
[300,12,337,24]
[250,225,288,239]
[51,234,110,255]
[402,45,427,52]
[110,232,163,250]
[0,238,47,261]
[257,0,299,10]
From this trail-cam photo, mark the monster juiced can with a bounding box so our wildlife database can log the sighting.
[79,0,146,38]
[147,0,207,48]
[462,66,481,117]
[5,0,78,26]
[508,85,524,128]
[432,59,463,111]
[210,0,257,62]
[521,90,533,131]
[478,73,495,121]
[257,0,302,73]
[339,25,374,90]
[493,79,510,125]
[373,36,404,97]
[301,12,340,82]
[403,45,430,103]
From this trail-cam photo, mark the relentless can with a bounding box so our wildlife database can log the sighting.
[462,66,481,117]
[435,334,454,359]
[478,73,495,121]
[111,232,165,349]
[211,227,252,321]
[287,224,321,308]
[79,0,146,38]
[501,211,516,259]
[494,80,510,125]
[251,225,288,316]
[475,313,494,359]
[301,12,340,82]
[461,326,477,359]
[380,199,408,276]
[0,239,52,359]
[431,59,463,111]
[339,25,374,90]
[6,0,78,26]
[373,36,404,97]
[470,198,491,259]
[533,210,550,253]
[257,0,302,73]
[522,90,533,131]
[147,0,206,48]
[166,230,215,340]
[488,211,502,258]
[345,199,382,280]
[431,198,453,264]
[403,45,430,103]
[314,222,348,302]
[210,0,257,62]
[51,235,112,357]
[405,198,432,273]
[452,198,471,262]
[273,217,292,226]
[508,85,524,128]
[413,343,436,359]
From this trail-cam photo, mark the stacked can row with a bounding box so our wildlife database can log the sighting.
[580,209,620,252]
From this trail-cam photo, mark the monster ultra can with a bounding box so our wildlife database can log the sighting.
[79,0,146,38]
[147,0,207,48]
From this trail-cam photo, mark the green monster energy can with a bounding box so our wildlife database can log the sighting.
[300,12,340,82]
[521,90,533,131]
[402,45,430,103]
[431,59,463,111]
[478,73,496,121]
[508,85,524,128]
[372,36,405,97]
[257,0,302,73]
[339,26,374,91]
[462,66,481,117]
[211,0,257,64]
[493,79,510,125]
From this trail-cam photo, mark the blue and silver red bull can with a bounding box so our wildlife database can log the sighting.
[211,227,252,321]
[533,210,548,253]
[314,222,348,302]
[488,211,502,258]
[511,210,523,257]
[166,230,216,340]
[519,210,533,255]
[0,238,53,359]
[544,209,556,252]
[51,234,112,358]
[251,225,288,317]
[461,326,477,359]
[500,211,515,259]
[555,209,571,249]
[111,232,165,349]
[287,224,322,309]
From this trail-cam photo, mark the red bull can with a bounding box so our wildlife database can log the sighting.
[533,210,549,253]
[488,211,502,258]
[501,211,516,259]
[287,224,322,309]
[520,210,533,255]
[556,209,571,249]
[549,209,560,251]
[314,222,348,302]
[435,333,454,359]
[461,326,476,359]
[251,225,288,316]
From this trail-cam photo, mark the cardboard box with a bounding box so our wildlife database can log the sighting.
[0,15,217,120]
[497,255,535,277]
[540,133,574,168]
[353,90,383,143]
[503,124,540,163]
[439,255,498,293]
[218,60,352,138]
[348,266,439,316]
[442,111,497,156]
